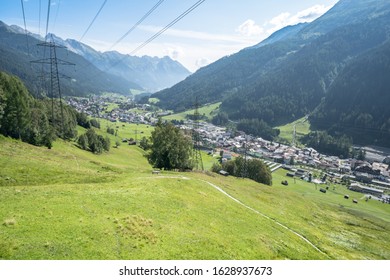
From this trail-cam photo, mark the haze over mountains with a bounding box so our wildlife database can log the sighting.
[50,35,191,92]
[0,20,191,96]
[153,0,390,146]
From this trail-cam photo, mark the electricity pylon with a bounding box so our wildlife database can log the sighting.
[31,35,75,137]
[192,99,204,171]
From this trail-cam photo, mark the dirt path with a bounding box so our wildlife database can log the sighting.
[200,180,329,257]
[150,174,329,257]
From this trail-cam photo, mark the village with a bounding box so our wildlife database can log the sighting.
[66,95,390,204]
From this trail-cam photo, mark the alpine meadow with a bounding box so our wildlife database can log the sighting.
[1,0,390,264]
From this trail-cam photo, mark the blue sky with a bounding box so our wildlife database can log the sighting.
[1,0,338,71]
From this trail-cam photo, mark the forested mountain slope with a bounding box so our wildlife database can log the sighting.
[309,40,390,147]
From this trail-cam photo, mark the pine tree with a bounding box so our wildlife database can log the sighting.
[0,87,5,129]
[0,72,31,139]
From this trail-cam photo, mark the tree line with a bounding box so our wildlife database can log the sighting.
[0,71,111,155]
[0,72,77,148]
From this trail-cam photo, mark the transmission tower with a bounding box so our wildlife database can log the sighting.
[192,99,204,171]
[241,141,248,178]
[292,124,297,147]
[31,35,75,137]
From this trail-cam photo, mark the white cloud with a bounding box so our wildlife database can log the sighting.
[236,19,264,37]
[269,12,291,27]
[164,46,185,61]
[195,58,211,69]
[138,25,256,44]
[266,4,333,34]
[295,4,332,21]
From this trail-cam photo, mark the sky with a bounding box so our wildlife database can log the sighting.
[1,0,339,72]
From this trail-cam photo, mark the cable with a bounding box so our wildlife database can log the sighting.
[102,0,205,74]
[45,0,51,39]
[79,0,108,42]
[77,0,205,87]
[129,0,205,56]
[108,0,165,51]
[20,0,30,55]
[38,0,41,36]
[52,0,61,33]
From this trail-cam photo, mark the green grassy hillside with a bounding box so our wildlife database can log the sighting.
[276,116,311,144]
[163,102,221,121]
[0,125,389,260]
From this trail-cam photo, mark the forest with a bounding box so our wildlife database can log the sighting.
[0,71,77,148]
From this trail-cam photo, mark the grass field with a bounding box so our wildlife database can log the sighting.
[276,116,311,144]
[163,102,221,121]
[1,125,390,260]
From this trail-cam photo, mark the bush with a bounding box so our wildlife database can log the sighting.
[78,128,110,154]
[106,127,115,135]
[211,162,222,173]
[90,119,100,129]
[221,157,272,185]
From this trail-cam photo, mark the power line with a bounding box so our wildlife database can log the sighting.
[108,0,165,51]
[101,0,205,73]
[75,0,165,76]
[52,0,62,33]
[78,0,205,85]
[20,0,30,55]
[79,0,108,42]
[38,0,41,36]
[129,0,205,56]
[45,0,52,39]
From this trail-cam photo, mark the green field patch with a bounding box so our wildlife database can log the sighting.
[163,102,221,121]
[148,98,160,104]
[276,116,311,144]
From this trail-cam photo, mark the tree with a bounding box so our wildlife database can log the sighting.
[86,129,102,154]
[247,159,272,185]
[0,87,5,129]
[90,119,100,129]
[211,111,229,126]
[106,127,115,135]
[0,72,32,139]
[77,128,110,154]
[139,136,150,150]
[147,120,193,170]
[23,103,54,148]
[76,112,91,129]
[102,136,111,152]
[77,134,89,150]
[220,156,272,185]
[0,72,77,147]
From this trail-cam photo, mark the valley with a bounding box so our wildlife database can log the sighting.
[1,133,389,260]
[1,0,390,263]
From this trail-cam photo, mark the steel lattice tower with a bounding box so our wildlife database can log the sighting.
[31,35,75,137]
[241,141,248,178]
[192,99,204,171]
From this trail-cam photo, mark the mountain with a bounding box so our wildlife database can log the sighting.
[0,21,191,97]
[309,40,390,147]
[0,21,141,97]
[51,36,191,92]
[250,23,309,49]
[153,0,390,146]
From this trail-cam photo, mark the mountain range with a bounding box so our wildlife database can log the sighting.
[50,35,191,92]
[0,21,191,96]
[153,0,390,147]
